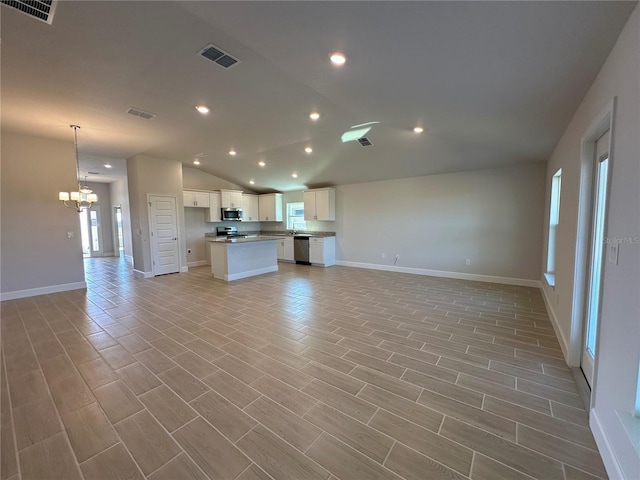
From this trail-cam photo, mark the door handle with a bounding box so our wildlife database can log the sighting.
[173,237,177,240]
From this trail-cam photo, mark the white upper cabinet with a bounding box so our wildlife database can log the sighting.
[259,193,283,222]
[220,190,243,208]
[242,194,259,222]
[304,188,335,221]
[183,190,211,208]
[206,192,221,222]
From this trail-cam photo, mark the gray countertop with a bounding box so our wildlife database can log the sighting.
[205,231,336,239]
[207,235,280,244]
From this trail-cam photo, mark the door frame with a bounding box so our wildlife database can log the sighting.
[147,193,186,276]
[81,203,105,257]
[569,97,616,409]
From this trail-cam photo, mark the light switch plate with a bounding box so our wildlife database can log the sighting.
[608,242,619,265]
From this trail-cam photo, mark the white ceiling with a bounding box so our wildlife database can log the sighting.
[1,1,636,191]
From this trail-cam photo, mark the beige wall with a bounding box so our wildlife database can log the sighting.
[182,166,248,191]
[1,131,85,296]
[334,163,545,280]
[541,6,639,478]
[127,154,185,274]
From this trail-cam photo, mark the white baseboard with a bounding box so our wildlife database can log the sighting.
[180,266,189,273]
[591,408,624,480]
[187,260,208,268]
[1,281,87,301]
[225,265,278,281]
[133,269,153,279]
[541,284,570,363]
[335,261,542,288]
[124,255,133,264]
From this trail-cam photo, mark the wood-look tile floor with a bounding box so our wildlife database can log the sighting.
[1,257,607,480]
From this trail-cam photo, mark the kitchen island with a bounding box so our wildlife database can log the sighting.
[208,236,280,281]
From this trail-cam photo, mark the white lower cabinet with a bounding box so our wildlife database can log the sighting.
[284,238,294,262]
[277,237,294,262]
[309,236,335,267]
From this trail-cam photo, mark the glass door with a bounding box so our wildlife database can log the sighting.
[79,205,103,257]
[581,131,610,387]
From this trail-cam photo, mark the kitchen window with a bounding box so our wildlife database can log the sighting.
[287,202,306,230]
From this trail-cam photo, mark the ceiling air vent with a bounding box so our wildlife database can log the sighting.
[357,137,373,147]
[127,107,157,120]
[88,172,99,175]
[198,44,240,69]
[1,0,57,24]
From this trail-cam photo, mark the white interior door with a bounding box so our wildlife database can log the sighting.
[149,195,180,275]
[581,130,610,387]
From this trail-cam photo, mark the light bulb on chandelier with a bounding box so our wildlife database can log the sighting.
[59,125,98,212]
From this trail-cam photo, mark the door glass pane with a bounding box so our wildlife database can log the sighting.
[90,210,100,252]
[79,210,90,255]
[585,157,609,358]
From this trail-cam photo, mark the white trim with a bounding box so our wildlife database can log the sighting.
[0,281,86,301]
[133,269,153,279]
[570,98,617,395]
[187,260,208,268]
[591,408,625,480]
[541,281,570,363]
[224,265,278,281]
[335,261,542,288]
[124,255,133,264]
[180,266,189,272]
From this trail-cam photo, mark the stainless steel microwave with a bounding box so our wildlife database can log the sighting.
[221,208,243,221]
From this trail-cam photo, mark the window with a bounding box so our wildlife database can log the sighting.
[546,169,562,284]
[286,202,306,230]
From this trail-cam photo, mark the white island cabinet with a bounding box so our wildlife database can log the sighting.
[209,237,279,281]
[304,188,335,221]
[309,236,335,267]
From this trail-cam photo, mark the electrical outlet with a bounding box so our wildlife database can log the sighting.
[465,259,471,265]
[67,231,74,239]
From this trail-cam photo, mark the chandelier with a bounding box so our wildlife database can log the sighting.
[58,125,98,211]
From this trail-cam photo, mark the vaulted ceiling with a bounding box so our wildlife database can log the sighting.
[1,1,636,191]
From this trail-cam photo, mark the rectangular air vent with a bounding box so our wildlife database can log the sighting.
[198,43,240,69]
[357,137,373,147]
[1,0,57,24]
[127,107,157,120]
[88,172,100,175]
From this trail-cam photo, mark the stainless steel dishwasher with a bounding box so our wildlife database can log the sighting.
[294,235,311,265]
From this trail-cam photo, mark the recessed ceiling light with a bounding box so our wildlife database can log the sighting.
[309,112,320,121]
[258,161,266,167]
[104,164,112,169]
[330,52,346,65]
[305,147,313,154]
[413,126,424,133]
[195,105,210,114]
[249,180,255,185]
[229,149,237,156]
[193,160,201,165]
[291,173,298,178]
